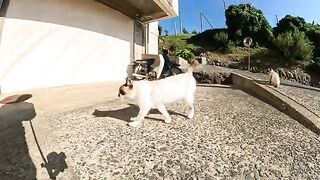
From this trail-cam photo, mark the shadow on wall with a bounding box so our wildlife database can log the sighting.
[0,96,69,180]
[0,0,132,42]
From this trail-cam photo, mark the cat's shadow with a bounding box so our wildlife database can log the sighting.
[92,103,187,122]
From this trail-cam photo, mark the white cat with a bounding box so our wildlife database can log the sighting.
[118,61,197,127]
[268,69,280,87]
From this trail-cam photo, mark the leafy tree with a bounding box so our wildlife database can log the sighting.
[182,28,189,34]
[273,29,314,66]
[274,15,307,35]
[191,30,197,34]
[158,25,163,36]
[305,24,320,59]
[164,29,169,36]
[306,27,320,59]
[275,15,320,60]
[225,4,273,46]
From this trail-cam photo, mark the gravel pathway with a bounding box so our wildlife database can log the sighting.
[47,87,320,179]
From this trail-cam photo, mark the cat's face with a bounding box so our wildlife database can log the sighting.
[118,78,133,98]
[267,68,274,74]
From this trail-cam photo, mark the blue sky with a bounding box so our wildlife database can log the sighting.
[160,0,320,35]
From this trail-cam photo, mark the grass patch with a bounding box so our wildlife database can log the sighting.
[160,34,199,55]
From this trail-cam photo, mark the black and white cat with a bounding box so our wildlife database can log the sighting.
[118,61,197,127]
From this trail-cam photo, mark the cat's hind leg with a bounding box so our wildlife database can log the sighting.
[185,95,194,119]
[156,104,171,123]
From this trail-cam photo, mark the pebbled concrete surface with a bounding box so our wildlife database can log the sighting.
[276,85,320,118]
[46,86,320,179]
[197,65,320,120]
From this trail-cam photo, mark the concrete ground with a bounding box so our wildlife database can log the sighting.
[1,66,320,179]
[0,81,122,180]
[197,64,320,119]
[45,86,319,179]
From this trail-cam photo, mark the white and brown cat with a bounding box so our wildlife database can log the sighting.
[268,69,280,87]
[118,61,197,127]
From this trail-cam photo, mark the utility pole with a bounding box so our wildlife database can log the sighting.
[265,12,279,25]
[200,12,203,33]
[178,0,182,34]
[222,0,227,10]
[173,21,177,36]
[243,37,253,71]
[179,17,182,34]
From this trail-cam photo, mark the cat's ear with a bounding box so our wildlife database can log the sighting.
[125,77,132,86]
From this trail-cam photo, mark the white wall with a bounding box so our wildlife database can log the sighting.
[134,21,159,59]
[0,0,134,93]
[134,21,145,59]
[147,21,159,55]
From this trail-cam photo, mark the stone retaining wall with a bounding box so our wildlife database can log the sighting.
[193,72,232,85]
[207,59,320,88]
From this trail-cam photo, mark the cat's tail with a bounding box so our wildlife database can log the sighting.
[187,60,198,74]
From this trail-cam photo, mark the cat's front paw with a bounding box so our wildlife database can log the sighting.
[187,112,194,119]
[128,121,143,127]
[130,117,138,121]
[164,117,172,123]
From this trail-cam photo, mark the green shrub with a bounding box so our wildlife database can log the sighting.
[187,28,228,48]
[169,41,182,52]
[213,32,229,48]
[306,28,320,59]
[160,35,198,54]
[226,41,236,53]
[191,30,198,34]
[273,30,314,66]
[174,49,194,62]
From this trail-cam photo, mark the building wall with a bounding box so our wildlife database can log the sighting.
[133,21,159,59]
[147,21,159,55]
[134,21,145,59]
[0,0,134,93]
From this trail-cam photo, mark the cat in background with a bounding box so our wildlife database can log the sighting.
[268,69,280,88]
